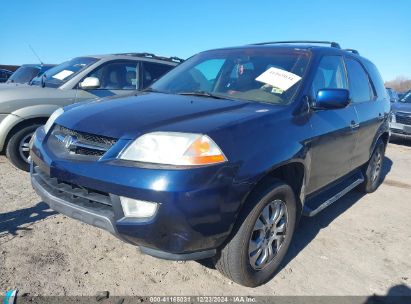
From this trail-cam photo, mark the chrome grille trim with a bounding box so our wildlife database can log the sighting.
[48,125,118,158]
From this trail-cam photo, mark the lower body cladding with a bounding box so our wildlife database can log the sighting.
[30,145,250,261]
[390,122,411,139]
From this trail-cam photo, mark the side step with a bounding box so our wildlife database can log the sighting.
[303,171,365,217]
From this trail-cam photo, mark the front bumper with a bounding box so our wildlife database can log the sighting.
[390,122,411,137]
[30,127,250,260]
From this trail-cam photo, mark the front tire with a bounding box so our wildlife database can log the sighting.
[359,139,386,193]
[213,180,297,287]
[6,124,40,172]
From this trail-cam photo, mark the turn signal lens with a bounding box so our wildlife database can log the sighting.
[183,136,226,165]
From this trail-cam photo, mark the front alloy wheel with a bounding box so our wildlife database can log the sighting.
[214,180,297,287]
[18,132,34,164]
[249,199,288,270]
[6,124,41,172]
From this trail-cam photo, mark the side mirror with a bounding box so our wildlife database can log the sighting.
[79,77,100,90]
[312,89,350,110]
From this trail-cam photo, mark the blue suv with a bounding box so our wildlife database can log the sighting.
[30,41,390,287]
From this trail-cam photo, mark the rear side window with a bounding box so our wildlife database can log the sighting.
[345,58,372,103]
[362,60,387,99]
[142,62,173,88]
[311,56,348,98]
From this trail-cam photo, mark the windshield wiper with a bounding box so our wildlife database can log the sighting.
[178,91,227,100]
[141,87,165,94]
[138,87,166,96]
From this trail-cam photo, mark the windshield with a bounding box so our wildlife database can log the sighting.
[6,66,40,84]
[400,91,411,103]
[31,57,98,87]
[151,48,311,105]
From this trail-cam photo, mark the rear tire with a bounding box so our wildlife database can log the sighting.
[213,180,297,287]
[6,124,40,172]
[358,139,386,193]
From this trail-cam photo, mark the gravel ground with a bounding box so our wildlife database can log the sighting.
[0,140,410,297]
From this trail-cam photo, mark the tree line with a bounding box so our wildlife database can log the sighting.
[385,76,411,93]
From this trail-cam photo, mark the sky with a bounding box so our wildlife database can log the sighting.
[0,0,410,81]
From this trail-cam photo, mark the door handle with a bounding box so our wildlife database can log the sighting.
[351,120,360,129]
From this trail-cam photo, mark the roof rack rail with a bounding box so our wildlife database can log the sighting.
[343,49,360,55]
[114,52,184,63]
[250,40,341,49]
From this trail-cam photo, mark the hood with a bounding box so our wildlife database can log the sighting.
[0,86,74,114]
[57,93,267,139]
[392,102,411,113]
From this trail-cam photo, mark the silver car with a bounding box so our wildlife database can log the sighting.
[0,53,182,171]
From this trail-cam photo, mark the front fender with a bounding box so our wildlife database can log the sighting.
[11,104,61,120]
[0,105,60,151]
[0,114,23,151]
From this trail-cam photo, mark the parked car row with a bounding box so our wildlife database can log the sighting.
[23,41,391,287]
[0,53,182,170]
[386,87,399,103]
[3,64,56,86]
[390,90,411,139]
[0,69,13,83]
[384,87,411,139]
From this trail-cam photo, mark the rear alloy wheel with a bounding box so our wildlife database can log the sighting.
[359,139,386,193]
[6,124,41,172]
[214,180,297,287]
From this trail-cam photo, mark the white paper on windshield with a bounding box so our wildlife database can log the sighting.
[255,67,302,91]
[52,70,74,80]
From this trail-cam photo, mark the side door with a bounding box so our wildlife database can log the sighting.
[75,60,140,102]
[141,62,174,89]
[306,55,359,194]
[345,57,383,169]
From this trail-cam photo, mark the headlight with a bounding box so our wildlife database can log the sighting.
[120,132,227,166]
[44,108,64,134]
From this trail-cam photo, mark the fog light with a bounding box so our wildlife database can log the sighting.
[120,197,158,218]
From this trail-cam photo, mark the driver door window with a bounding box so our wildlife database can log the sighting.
[86,61,138,90]
[311,56,348,98]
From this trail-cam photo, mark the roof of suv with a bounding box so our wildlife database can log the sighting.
[19,64,56,68]
[209,41,364,59]
[85,52,184,65]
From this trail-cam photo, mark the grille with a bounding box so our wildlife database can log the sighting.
[48,125,117,159]
[33,165,113,211]
[57,125,117,147]
[395,113,411,126]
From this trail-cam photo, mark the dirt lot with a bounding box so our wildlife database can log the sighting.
[0,140,410,297]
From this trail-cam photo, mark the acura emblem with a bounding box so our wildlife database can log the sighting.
[63,135,77,151]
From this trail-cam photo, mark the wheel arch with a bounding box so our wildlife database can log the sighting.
[3,117,49,152]
[238,160,307,223]
[1,104,60,152]
[369,131,390,158]
[380,131,389,147]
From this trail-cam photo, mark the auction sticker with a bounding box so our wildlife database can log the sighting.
[52,70,74,80]
[255,67,301,91]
